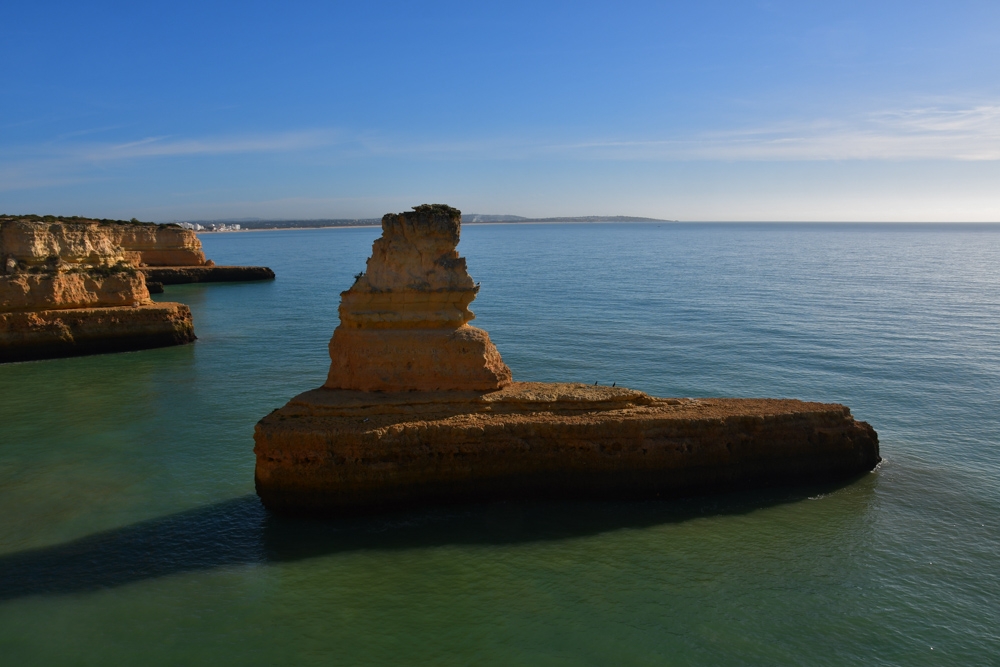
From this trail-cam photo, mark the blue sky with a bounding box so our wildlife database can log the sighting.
[3,1,999,221]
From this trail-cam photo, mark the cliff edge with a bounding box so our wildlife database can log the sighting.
[0,219,195,362]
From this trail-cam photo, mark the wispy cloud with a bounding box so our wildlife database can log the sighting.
[0,129,343,192]
[88,130,338,160]
[552,104,1000,161]
[3,104,1000,195]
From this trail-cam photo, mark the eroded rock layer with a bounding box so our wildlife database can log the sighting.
[0,303,195,363]
[254,203,879,514]
[141,265,276,285]
[116,224,207,266]
[325,204,511,391]
[0,271,149,313]
[254,382,880,514]
[1,219,196,362]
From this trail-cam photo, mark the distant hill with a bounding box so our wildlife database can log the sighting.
[183,218,382,230]
[175,214,672,230]
[461,214,531,223]
[478,215,671,223]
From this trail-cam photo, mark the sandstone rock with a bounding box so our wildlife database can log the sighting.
[254,203,880,515]
[0,271,149,313]
[0,219,197,362]
[1,220,134,269]
[114,224,207,267]
[325,204,511,391]
[254,383,880,513]
[0,303,195,363]
[140,265,275,285]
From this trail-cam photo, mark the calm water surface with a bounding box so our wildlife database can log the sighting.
[1,223,998,665]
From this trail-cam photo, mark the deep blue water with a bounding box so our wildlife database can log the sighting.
[1,222,998,664]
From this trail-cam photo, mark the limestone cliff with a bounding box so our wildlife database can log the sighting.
[1,219,140,269]
[115,224,207,267]
[326,204,511,391]
[0,271,149,312]
[0,219,195,362]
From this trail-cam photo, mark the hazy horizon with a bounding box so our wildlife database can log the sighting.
[4,2,999,222]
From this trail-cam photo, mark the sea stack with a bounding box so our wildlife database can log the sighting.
[254,205,879,514]
[326,204,511,391]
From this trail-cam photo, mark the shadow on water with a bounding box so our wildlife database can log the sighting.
[0,479,871,601]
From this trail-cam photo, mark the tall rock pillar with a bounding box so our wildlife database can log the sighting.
[325,204,512,391]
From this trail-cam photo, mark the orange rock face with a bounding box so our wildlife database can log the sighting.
[114,225,207,267]
[254,383,880,514]
[325,204,512,391]
[0,219,196,362]
[253,202,880,515]
[0,218,209,269]
[0,303,195,363]
[0,272,149,312]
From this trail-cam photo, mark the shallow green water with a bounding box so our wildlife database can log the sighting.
[1,223,998,664]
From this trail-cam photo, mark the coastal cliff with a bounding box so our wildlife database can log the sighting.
[113,218,275,284]
[254,205,879,514]
[1,219,195,362]
[116,224,207,266]
[0,213,275,281]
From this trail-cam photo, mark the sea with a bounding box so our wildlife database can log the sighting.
[1,222,998,665]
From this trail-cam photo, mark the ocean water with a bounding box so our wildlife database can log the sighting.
[1,222,998,665]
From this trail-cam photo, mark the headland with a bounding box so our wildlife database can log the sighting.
[0,218,195,362]
[1,214,273,362]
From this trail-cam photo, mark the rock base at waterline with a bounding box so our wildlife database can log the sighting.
[0,303,195,363]
[253,382,880,514]
[140,266,275,285]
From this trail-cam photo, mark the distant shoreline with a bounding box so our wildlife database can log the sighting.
[195,220,1000,233]
[196,220,679,233]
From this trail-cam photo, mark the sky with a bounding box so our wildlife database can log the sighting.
[3,1,999,222]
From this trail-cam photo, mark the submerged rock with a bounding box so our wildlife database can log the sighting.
[254,205,879,514]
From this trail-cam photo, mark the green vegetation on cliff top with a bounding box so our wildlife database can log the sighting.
[0,214,180,228]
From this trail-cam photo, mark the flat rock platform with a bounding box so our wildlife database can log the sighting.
[254,382,880,514]
[0,303,195,363]
[141,265,275,285]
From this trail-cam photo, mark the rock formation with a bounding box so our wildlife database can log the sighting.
[113,221,275,285]
[1,219,195,362]
[115,223,208,267]
[326,204,511,391]
[254,205,880,514]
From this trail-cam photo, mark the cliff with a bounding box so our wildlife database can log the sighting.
[0,214,274,283]
[0,219,195,362]
[254,205,880,514]
[116,224,207,267]
[129,223,275,283]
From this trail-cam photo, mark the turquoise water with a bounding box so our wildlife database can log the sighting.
[1,223,998,665]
